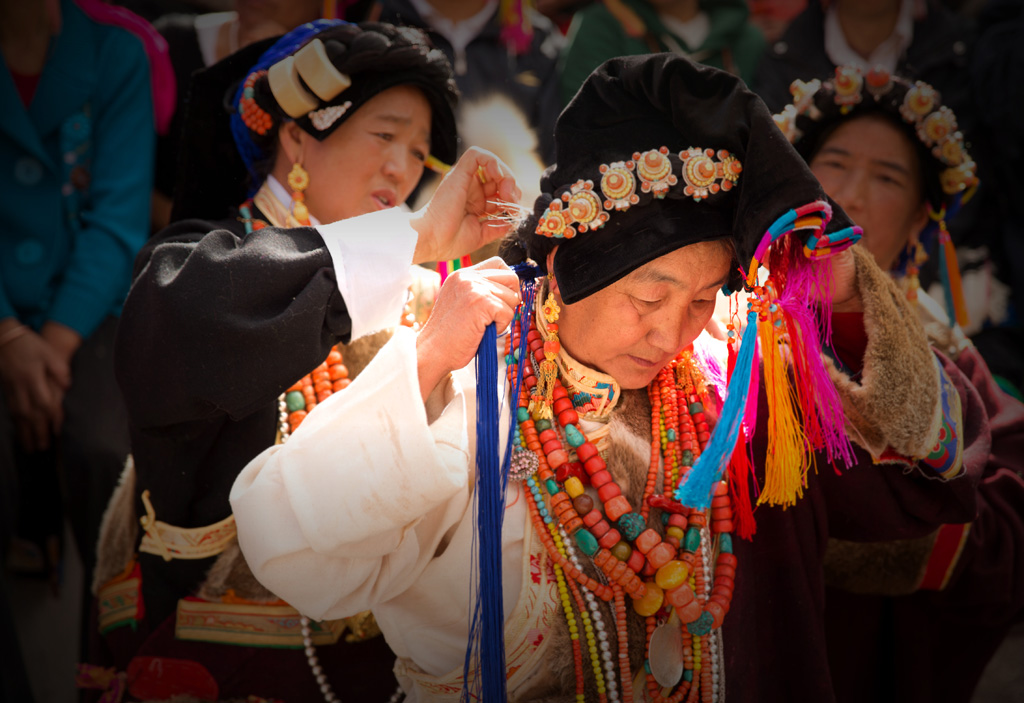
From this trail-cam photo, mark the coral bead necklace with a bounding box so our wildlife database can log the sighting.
[507,284,737,702]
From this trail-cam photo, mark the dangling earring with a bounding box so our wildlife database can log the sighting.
[903,234,925,302]
[287,161,310,225]
[533,290,561,415]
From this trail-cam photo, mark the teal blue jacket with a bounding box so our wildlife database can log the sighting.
[0,0,154,339]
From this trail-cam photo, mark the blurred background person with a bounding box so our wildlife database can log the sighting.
[558,0,764,107]
[376,0,564,165]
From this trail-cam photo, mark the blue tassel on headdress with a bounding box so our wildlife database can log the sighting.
[676,308,759,509]
[229,19,346,193]
[461,269,537,701]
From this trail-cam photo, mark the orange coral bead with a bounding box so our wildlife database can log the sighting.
[664,584,695,608]
[675,598,702,623]
[646,541,677,570]
[604,494,632,522]
[634,528,662,554]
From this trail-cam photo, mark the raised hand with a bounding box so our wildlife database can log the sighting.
[415,257,521,399]
[410,147,522,265]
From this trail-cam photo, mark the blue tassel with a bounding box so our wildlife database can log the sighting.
[461,276,536,701]
[676,309,759,509]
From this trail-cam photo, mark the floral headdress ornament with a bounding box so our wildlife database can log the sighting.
[774,65,979,327]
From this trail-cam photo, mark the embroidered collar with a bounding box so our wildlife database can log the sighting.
[534,280,621,423]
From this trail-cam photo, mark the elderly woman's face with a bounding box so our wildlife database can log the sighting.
[550,241,732,390]
[300,85,432,223]
[809,114,929,271]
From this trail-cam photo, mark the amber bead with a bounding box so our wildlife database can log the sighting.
[572,494,594,515]
[632,582,664,617]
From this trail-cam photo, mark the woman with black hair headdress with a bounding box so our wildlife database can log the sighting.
[81,19,521,702]
[231,54,989,702]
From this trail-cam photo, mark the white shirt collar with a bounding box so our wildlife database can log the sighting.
[658,11,711,51]
[824,0,916,73]
[407,0,499,55]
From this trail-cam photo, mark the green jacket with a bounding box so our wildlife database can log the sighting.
[560,0,764,106]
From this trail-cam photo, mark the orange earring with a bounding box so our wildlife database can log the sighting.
[287,161,310,225]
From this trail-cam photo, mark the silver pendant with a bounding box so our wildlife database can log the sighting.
[648,613,684,688]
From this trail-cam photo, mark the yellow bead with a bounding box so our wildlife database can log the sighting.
[564,476,585,498]
[666,526,685,540]
[655,560,690,591]
[632,581,664,617]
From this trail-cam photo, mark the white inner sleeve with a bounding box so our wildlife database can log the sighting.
[316,208,418,340]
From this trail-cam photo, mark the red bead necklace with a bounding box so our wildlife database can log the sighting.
[508,287,737,702]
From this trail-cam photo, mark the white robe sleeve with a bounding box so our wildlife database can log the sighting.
[230,326,476,621]
[316,208,418,340]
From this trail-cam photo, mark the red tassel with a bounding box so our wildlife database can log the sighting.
[725,318,757,538]
[728,433,757,539]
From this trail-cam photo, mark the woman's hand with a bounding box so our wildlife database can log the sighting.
[410,147,521,265]
[415,257,521,400]
[0,327,71,452]
[829,248,862,312]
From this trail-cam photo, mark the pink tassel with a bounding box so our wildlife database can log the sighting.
[778,256,855,468]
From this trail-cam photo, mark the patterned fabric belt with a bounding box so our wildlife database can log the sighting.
[175,597,348,648]
[138,489,237,561]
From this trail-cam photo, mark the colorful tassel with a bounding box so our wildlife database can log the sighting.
[755,290,811,507]
[499,0,534,54]
[676,309,758,509]
[933,208,969,329]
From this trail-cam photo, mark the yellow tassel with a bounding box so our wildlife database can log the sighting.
[756,311,812,508]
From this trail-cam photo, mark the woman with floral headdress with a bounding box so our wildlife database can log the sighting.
[81,20,521,702]
[231,55,989,702]
[776,65,1024,703]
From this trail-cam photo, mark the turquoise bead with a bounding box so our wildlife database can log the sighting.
[667,428,677,442]
[661,512,670,525]
[688,402,703,414]
[574,528,599,556]
[684,527,701,552]
[683,669,693,682]
[617,512,645,541]
[535,419,551,432]
[285,391,306,413]
[513,347,521,361]
[644,660,652,674]
[545,479,559,495]
[681,450,694,466]
[686,611,713,636]
[719,533,733,554]
[517,407,530,423]
[505,354,514,365]
[564,425,585,448]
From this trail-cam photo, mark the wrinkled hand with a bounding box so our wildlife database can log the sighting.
[415,258,521,400]
[410,147,521,265]
[0,328,71,452]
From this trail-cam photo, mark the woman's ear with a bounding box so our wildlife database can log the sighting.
[912,201,931,238]
[545,246,560,297]
[277,121,305,165]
